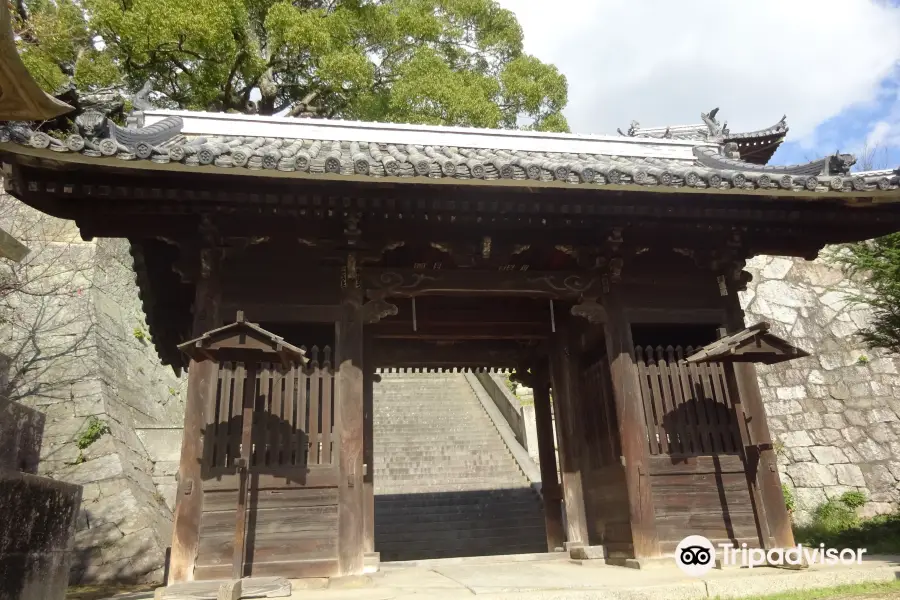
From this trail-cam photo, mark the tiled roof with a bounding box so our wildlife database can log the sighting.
[1,110,897,194]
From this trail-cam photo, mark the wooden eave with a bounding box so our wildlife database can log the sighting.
[686,322,810,365]
[0,0,73,121]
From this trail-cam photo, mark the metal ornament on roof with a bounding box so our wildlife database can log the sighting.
[177,311,306,368]
[685,322,810,366]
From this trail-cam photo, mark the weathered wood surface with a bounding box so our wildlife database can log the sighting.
[193,354,340,580]
[337,285,365,575]
[603,288,659,558]
[531,368,565,551]
[232,363,257,579]
[650,471,761,546]
[548,316,589,546]
[582,465,632,557]
[170,247,221,584]
[725,290,794,548]
[633,346,742,457]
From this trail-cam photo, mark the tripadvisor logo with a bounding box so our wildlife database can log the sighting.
[674,535,868,575]
[675,535,716,576]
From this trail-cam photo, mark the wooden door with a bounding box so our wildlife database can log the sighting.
[632,346,768,552]
[194,348,341,579]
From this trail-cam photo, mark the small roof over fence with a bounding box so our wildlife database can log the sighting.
[685,322,810,365]
[178,311,306,367]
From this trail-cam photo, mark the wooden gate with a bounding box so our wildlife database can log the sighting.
[194,347,341,580]
[633,346,768,552]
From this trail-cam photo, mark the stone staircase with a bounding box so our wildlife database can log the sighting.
[373,372,547,562]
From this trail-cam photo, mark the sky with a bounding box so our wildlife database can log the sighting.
[495,0,900,169]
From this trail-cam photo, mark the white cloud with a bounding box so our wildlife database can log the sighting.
[497,0,900,141]
[867,121,892,147]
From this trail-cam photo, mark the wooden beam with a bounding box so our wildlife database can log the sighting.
[548,315,589,546]
[363,268,605,300]
[336,285,365,575]
[723,293,795,549]
[371,339,526,369]
[362,330,375,554]
[169,248,222,584]
[221,302,342,323]
[533,366,566,552]
[603,286,659,558]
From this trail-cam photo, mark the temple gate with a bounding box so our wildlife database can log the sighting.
[1,104,899,587]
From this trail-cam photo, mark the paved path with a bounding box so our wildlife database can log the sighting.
[100,554,900,600]
[283,554,900,600]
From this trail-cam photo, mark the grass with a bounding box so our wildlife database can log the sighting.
[795,511,900,556]
[716,580,900,600]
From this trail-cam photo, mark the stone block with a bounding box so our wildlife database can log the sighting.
[856,438,890,462]
[56,454,124,486]
[810,429,842,446]
[766,400,802,416]
[861,464,897,491]
[136,429,183,463]
[809,446,848,465]
[779,430,813,448]
[841,426,866,443]
[0,471,82,600]
[569,545,605,560]
[833,464,866,487]
[786,463,836,487]
[793,487,827,512]
[789,447,813,462]
[822,413,846,429]
[869,423,894,444]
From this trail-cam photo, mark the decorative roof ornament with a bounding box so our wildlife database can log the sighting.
[700,107,729,142]
[66,84,183,160]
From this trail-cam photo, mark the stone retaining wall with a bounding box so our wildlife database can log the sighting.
[744,255,900,523]
[0,198,184,583]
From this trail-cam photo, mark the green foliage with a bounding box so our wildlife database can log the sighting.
[76,416,110,450]
[504,374,519,396]
[857,355,869,365]
[17,0,568,130]
[840,490,867,509]
[830,237,900,354]
[782,483,795,513]
[133,327,146,341]
[168,386,178,396]
[796,511,900,556]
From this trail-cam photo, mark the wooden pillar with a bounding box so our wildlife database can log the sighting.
[336,284,365,575]
[548,315,589,546]
[362,331,375,554]
[169,248,221,584]
[532,365,566,552]
[724,291,795,548]
[603,286,659,558]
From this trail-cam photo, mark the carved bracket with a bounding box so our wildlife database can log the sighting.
[361,298,398,324]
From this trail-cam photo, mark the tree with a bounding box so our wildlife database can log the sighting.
[13,0,569,131]
[830,144,900,353]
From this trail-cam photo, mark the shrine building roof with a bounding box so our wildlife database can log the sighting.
[2,107,897,196]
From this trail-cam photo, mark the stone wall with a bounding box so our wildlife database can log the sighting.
[743,255,900,524]
[0,196,184,583]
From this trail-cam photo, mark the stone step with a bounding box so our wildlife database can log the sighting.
[374,487,538,502]
[375,470,524,481]
[375,505,542,525]
[375,483,532,494]
[376,518,546,538]
[379,545,547,563]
